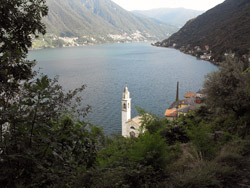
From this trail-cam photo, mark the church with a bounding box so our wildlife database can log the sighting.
[121,84,143,137]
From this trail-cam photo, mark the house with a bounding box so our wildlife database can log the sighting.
[165,84,205,120]
[196,89,206,98]
[165,109,178,120]
[184,91,196,98]
[178,106,191,116]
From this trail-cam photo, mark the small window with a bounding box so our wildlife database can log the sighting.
[123,103,126,109]
[130,126,135,130]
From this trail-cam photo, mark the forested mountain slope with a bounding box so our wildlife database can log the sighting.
[157,0,250,63]
[36,0,177,47]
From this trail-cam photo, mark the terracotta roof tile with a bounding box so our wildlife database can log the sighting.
[165,109,178,117]
[184,91,196,98]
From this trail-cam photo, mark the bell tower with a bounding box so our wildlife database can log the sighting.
[121,84,131,137]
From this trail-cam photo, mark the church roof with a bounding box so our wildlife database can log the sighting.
[127,116,142,126]
[184,91,196,98]
[132,116,142,125]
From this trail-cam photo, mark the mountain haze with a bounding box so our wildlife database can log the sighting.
[157,0,250,63]
[35,0,178,48]
[132,8,204,27]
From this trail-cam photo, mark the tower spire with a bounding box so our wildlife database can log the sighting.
[124,82,127,92]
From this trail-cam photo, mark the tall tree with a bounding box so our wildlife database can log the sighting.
[0,1,105,187]
[0,0,48,95]
[0,0,48,142]
[203,56,250,137]
[203,56,250,116]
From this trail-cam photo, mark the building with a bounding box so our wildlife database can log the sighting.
[196,89,206,98]
[165,109,178,120]
[196,89,206,103]
[165,82,204,119]
[184,91,196,98]
[121,84,143,137]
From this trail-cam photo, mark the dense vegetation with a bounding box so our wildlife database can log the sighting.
[1,0,250,188]
[159,0,250,63]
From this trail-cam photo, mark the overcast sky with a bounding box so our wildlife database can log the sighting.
[111,0,225,11]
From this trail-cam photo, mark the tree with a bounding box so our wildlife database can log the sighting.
[203,56,250,116]
[0,2,106,187]
[0,75,104,187]
[0,0,48,98]
[203,56,250,137]
[0,0,49,140]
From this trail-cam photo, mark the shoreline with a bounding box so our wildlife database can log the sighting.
[29,40,156,51]
[151,43,220,66]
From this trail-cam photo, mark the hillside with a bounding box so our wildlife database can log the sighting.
[33,0,178,48]
[156,0,250,64]
[132,8,204,27]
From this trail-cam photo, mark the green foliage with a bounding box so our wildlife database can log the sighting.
[129,132,172,171]
[1,1,250,187]
[136,106,165,134]
[0,75,104,188]
[136,106,189,145]
[0,0,48,88]
[173,161,221,188]
[160,120,190,145]
[170,138,250,188]
[97,135,135,167]
[203,56,250,137]
[187,124,216,159]
[204,56,250,116]
[78,132,180,188]
[161,0,250,62]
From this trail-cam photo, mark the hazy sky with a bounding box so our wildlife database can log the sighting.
[111,0,225,11]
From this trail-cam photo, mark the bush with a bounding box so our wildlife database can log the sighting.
[187,123,216,160]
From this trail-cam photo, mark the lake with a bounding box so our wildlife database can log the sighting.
[28,42,218,135]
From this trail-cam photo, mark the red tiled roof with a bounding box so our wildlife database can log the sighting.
[165,109,178,117]
[184,91,196,98]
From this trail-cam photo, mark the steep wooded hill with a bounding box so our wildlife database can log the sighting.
[158,0,250,63]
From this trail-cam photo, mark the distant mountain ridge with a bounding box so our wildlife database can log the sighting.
[156,0,250,64]
[132,8,204,27]
[33,0,178,48]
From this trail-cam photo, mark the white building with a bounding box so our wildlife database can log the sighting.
[121,84,143,137]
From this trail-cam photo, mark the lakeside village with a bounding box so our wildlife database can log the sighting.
[121,82,205,137]
[153,42,216,63]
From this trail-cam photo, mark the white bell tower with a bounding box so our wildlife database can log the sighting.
[121,84,131,137]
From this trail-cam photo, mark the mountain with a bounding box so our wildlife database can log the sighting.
[132,8,204,27]
[156,0,250,64]
[33,0,178,48]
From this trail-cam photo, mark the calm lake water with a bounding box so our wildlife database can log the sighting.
[28,42,218,135]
